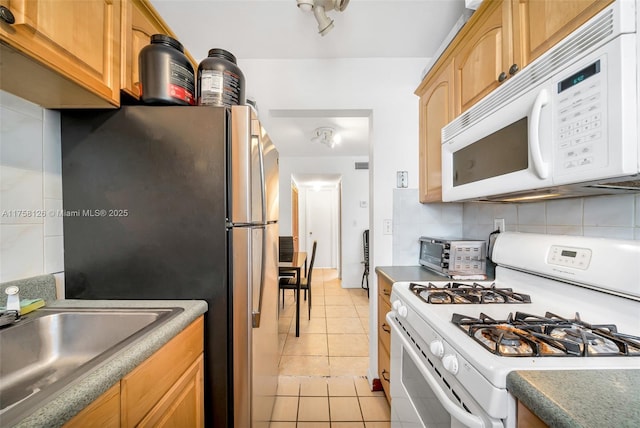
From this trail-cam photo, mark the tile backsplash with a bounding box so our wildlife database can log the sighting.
[393,189,640,265]
[0,90,64,282]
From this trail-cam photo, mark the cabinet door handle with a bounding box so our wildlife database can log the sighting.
[382,323,391,333]
[498,71,508,82]
[381,369,390,382]
[0,6,15,24]
[509,63,519,75]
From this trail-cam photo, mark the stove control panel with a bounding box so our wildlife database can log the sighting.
[547,245,592,270]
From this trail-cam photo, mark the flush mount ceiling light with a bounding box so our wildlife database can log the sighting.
[311,127,341,148]
[296,0,350,36]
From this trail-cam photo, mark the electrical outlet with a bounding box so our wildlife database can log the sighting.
[494,218,505,232]
[396,171,408,188]
[383,219,393,235]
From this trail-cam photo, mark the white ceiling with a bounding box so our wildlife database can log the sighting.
[150,0,468,178]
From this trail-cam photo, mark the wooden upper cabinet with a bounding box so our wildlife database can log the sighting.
[452,0,521,115]
[514,0,614,65]
[0,0,120,107]
[121,0,197,100]
[416,61,454,203]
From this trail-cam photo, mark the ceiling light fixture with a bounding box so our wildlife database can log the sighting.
[296,0,350,36]
[311,127,341,148]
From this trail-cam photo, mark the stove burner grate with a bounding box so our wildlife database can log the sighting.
[452,312,640,357]
[409,282,531,304]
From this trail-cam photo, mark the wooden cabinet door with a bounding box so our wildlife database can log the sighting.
[121,0,197,100]
[515,0,613,65]
[63,383,120,428]
[121,316,204,428]
[0,0,120,107]
[377,273,392,402]
[377,339,391,403]
[417,61,453,203]
[453,0,519,114]
[137,355,205,428]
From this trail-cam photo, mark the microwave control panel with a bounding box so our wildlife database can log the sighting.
[556,58,605,173]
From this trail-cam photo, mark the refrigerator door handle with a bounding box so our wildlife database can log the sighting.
[257,130,267,223]
[252,225,267,328]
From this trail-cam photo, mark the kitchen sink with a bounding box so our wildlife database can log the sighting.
[0,307,183,424]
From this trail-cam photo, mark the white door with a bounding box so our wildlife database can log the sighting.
[305,188,337,268]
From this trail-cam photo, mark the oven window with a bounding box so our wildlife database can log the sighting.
[402,351,451,426]
[421,243,443,260]
[453,117,529,186]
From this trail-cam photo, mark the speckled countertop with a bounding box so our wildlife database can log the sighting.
[4,299,207,428]
[507,370,640,428]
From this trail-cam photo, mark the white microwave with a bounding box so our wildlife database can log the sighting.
[442,0,639,203]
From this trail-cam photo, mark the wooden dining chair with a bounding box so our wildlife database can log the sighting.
[279,240,317,320]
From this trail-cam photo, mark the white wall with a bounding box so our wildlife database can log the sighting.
[0,90,64,283]
[240,58,426,272]
[279,156,369,288]
[240,57,427,381]
[392,189,464,265]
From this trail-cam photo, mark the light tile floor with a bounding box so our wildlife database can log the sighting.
[273,269,390,427]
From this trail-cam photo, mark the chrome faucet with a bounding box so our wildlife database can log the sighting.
[5,285,20,315]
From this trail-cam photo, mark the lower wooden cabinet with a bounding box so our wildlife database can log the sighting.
[517,400,548,428]
[377,272,393,402]
[377,340,391,403]
[64,383,121,428]
[63,316,204,428]
[137,355,204,428]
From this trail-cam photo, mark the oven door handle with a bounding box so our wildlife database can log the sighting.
[387,316,486,428]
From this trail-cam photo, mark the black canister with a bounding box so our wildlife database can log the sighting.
[139,34,195,106]
[197,49,245,107]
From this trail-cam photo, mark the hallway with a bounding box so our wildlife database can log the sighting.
[271,269,390,427]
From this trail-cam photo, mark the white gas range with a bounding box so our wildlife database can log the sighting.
[386,232,640,428]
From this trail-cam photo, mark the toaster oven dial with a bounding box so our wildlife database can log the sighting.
[429,340,445,358]
[442,354,459,375]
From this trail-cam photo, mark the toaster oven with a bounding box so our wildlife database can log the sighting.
[419,237,486,276]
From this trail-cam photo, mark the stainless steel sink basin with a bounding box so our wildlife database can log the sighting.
[0,307,183,425]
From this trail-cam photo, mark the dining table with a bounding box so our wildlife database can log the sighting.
[278,251,307,337]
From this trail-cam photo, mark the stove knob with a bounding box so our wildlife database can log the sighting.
[392,300,403,311]
[397,305,408,318]
[429,340,445,358]
[442,354,459,375]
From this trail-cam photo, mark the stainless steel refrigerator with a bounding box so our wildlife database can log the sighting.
[61,105,279,428]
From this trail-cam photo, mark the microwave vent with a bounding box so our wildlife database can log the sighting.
[586,180,640,191]
[443,8,615,141]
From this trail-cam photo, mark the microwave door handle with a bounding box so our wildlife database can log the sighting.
[386,317,485,428]
[529,89,550,179]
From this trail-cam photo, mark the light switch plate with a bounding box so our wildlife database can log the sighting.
[383,219,392,235]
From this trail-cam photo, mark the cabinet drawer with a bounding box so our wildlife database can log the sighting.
[377,339,391,403]
[378,274,392,306]
[121,316,204,427]
[378,297,391,355]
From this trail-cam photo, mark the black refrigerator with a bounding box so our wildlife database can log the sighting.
[61,105,279,428]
